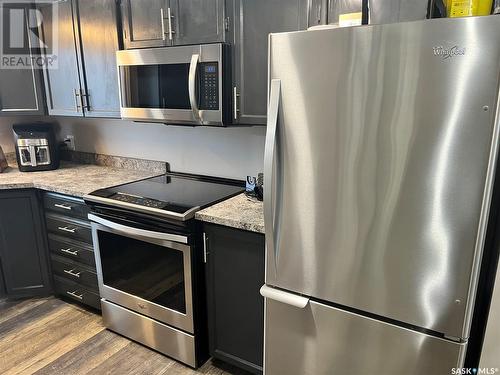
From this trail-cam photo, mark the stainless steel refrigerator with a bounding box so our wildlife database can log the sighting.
[261,16,500,375]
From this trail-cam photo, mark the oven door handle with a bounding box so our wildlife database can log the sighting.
[88,214,188,244]
[188,53,202,124]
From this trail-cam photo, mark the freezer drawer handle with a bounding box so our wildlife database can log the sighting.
[260,285,309,308]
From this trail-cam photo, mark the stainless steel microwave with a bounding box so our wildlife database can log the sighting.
[116,43,230,126]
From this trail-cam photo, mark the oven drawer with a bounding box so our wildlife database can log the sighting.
[51,255,98,292]
[54,275,101,310]
[101,299,196,367]
[46,214,92,244]
[44,192,90,220]
[48,234,95,267]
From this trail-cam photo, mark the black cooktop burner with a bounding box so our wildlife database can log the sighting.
[84,173,244,221]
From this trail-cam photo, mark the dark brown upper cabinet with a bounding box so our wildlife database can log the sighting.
[230,0,308,125]
[40,0,121,118]
[0,4,46,116]
[121,0,226,49]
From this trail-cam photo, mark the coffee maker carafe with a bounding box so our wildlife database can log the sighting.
[13,123,60,172]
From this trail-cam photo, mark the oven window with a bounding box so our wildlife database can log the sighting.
[120,64,191,109]
[98,231,186,314]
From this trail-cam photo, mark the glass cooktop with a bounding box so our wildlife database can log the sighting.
[84,174,244,220]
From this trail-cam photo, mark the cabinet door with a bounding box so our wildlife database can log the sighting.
[122,0,169,49]
[232,0,307,125]
[0,5,45,116]
[77,0,120,118]
[40,0,84,116]
[0,190,51,298]
[170,0,225,46]
[205,224,265,374]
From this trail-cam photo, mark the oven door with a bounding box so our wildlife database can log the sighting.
[117,43,226,126]
[89,213,194,333]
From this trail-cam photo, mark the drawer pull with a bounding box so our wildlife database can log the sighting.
[54,203,72,210]
[60,248,78,256]
[58,226,77,234]
[66,290,83,300]
[63,269,81,278]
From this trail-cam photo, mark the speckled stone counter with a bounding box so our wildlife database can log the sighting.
[196,193,265,234]
[0,162,160,198]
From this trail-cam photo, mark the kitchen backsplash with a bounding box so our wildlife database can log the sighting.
[56,117,266,180]
[0,116,266,180]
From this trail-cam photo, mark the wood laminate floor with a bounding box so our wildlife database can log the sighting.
[0,297,249,375]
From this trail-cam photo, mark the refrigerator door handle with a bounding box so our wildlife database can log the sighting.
[260,285,310,308]
[264,79,282,270]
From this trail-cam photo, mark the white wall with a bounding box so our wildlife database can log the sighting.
[1,116,266,178]
[58,117,267,179]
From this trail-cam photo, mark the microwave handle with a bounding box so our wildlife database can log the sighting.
[188,53,202,124]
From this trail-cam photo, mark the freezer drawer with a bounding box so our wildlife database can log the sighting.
[264,298,466,375]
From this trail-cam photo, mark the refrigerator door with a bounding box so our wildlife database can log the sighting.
[265,16,500,339]
[264,297,467,375]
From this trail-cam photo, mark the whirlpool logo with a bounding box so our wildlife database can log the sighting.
[433,45,466,60]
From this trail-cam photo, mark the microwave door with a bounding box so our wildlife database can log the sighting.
[116,44,225,126]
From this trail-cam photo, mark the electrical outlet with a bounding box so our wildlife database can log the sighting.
[64,135,76,151]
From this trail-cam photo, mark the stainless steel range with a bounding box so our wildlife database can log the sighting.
[84,173,243,368]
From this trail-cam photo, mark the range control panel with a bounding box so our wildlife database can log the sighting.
[199,63,219,110]
[111,193,168,209]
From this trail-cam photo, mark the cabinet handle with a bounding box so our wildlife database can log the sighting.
[203,232,209,263]
[63,269,81,278]
[61,247,78,256]
[81,90,90,111]
[58,226,77,234]
[74,89,81,112]
[167,7,175,40]
[160,8,167,40]
[66,290,83,300]
[233,87,240,120]
[54,203,72,210]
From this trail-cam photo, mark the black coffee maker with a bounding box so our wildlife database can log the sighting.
[13,123,60,172]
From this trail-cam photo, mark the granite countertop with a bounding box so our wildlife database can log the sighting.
[0,162,160,198]
[196,193,265,234]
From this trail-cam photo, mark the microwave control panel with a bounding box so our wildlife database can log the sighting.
[200,63,219,110]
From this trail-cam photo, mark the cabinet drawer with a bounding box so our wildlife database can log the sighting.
[44,193,89,220]
[51,255,98,292]
[53,275,101,310]
[46,214,92,244]
[48,234,95,267]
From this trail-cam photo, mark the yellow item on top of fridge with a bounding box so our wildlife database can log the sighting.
[447,0,493,17]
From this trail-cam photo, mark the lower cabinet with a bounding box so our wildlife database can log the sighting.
[203,223,265,374]
[43,192,100,310]
[0,190,52,297]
